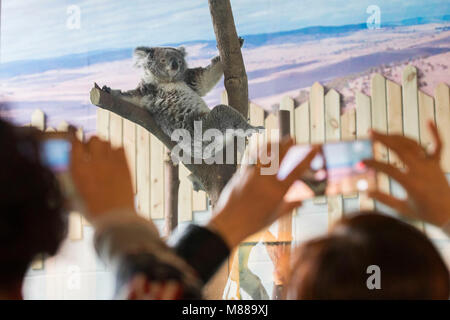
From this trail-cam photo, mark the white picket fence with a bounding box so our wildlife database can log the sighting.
[28,65,449,247]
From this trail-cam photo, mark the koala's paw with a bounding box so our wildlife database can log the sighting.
[238,37,244,48]
[211,55,221,64]
[101,85,111,93]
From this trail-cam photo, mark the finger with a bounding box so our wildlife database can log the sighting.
[257,137,294,168]
[279,137,295,162]
[281,200,302,214]
[70,137,85,168]
[112,146,128,163]
[370,130,426,162]
[363,159,409,186]
[283,146,320,187]
[86,136,111,156]
[428,121,442,161]
[368,190,415,219]
[262,230,277,243]
[272,200,303,221]
[67,125,77,140]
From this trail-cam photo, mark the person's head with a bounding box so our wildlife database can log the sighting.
[0,117,67,296]
[286,212,449,299]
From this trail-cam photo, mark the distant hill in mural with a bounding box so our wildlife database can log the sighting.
[2,15,449,79]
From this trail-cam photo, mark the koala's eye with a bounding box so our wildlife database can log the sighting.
[160,58,166,63]
[178,60,182,64]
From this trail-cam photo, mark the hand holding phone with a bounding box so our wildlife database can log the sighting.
[279,139,376,201]
[39,133,72,173]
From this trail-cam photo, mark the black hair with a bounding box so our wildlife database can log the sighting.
[0,115,68,285]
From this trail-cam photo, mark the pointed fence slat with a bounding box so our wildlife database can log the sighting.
[294,101,310,218]
[341,108,357,198]
[434,83,450,173]
[280,96,295,139]
[179,163,193,222]
[57,121,69,132]
[295,101,310,145]
[68,212,83,240]
[386,80,404,168]
[192,190,207,211]
[402,66,425,230]
[109,113,123,148]
[402,66,420,141]
[264,112,279,145]
[310,83,326,204]
[221,90,228,105]
[418,91,436,154]
[356,91,375,211]
[325,89,343,224]
[96,108,110,141]
[123,120,137,193]
[31,109,45,131]
[30,109,46,269]
[136,126,151,219]
[59,120,84,239]
[74,127,91,227]
[371,74,390,195]
[310,83,325,145]
[150,135,165,219]
[325,89,340,142]
[247,102,265,165]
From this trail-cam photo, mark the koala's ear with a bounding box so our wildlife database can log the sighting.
[134,47,155,59]
[177,47,186,57]
[133,47,155,68]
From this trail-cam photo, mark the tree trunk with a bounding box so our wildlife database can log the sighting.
[208,0,248,118]
[90,0,249,300]
[164,152,179,236]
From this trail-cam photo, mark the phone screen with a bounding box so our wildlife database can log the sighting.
[279,140,376,201]
[40,138,72,173]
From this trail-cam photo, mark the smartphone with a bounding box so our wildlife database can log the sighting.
[278,139,376,201]
[38,132,84,211]
[39,133,72,173]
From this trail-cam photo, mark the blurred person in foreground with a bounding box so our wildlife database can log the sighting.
[69,132,318,299]
[285,122,450,299]
[0,118,68,299]
[2,112,449,300]
[0,114,318,299]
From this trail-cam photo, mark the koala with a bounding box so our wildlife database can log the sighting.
[102,40,263,163]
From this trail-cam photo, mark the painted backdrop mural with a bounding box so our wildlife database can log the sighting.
[1,0,449,134]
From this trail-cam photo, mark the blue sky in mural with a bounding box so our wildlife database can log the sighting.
[1,0,449,62]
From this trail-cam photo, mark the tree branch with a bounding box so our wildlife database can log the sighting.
[208,0,248,118]
[90,83,174,148]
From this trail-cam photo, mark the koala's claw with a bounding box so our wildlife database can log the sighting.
[211,56,221,64]
[238,37,244,48]
[101,85,111,93]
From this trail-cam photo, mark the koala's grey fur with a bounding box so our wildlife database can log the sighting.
[102,42,262,162]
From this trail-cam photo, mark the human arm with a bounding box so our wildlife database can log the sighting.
[69,136,202,299]
[363,121,450,234]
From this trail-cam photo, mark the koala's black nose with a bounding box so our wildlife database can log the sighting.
[171,60,178,70]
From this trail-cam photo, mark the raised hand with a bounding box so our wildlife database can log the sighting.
[70,135,136,221]
[364,121,450,227]
[207,138,320,249]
